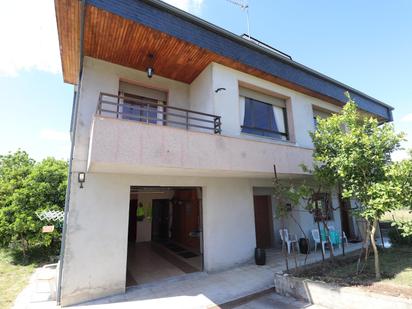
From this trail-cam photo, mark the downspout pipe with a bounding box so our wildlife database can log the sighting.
[56,0,86,304]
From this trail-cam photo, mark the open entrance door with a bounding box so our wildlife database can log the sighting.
[339,195,356,240]
[126,187,203,287]
[253,195,274,249]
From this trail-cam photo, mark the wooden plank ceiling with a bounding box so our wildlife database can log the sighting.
[55,0,81,84]
[56,2,346,108]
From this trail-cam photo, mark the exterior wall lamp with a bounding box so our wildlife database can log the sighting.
[147,53,155,78]
[147,67,154,78]
[78,172,86,189]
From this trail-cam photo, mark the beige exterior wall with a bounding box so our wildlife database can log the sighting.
[88,116,313,177]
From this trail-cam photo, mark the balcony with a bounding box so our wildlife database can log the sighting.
[96,93,221,134]
[88,93,313,177]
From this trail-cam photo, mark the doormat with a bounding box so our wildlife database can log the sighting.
[164,243,186,253]
[178,251,199,259]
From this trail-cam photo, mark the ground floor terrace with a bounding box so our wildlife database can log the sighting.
[17,243,363,309]
[58,173,363,306]
[80,244,363,309]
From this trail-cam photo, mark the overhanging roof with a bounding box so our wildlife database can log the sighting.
[55,0,393,121]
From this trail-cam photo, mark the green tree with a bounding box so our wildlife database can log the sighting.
[311,93,406,279]
[0,151,35,247]
[389,155,412,237]
[0,151,67,259]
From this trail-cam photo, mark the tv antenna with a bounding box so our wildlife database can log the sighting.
[226,0,250,38]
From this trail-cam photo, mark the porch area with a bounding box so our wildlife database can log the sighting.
[74,243,363,309]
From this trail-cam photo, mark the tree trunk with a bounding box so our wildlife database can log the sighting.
[357,221,370,274]
[370,219,381,280]
[290,213,309,265]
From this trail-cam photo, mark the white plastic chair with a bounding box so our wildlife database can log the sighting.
[311,229,329,255]
[279,229,298,254]
[327,225,349,247]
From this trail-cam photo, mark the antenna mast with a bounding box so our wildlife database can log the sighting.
[226,0,250,38]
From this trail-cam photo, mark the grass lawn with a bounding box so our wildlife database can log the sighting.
[293,246,412,299]
[0,249,35,309]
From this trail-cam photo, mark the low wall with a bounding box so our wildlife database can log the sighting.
[274,273,412,309]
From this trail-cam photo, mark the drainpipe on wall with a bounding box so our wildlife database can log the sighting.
[56,0,86,304]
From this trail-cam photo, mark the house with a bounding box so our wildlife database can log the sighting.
[54,0,393,306]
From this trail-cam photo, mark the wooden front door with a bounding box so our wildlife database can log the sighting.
[253,195,273,249]
[152,199,170,241]
[171,189,200,251]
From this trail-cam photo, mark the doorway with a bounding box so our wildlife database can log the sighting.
[126,187,203,287]
[339,195,356,240]
[253,195,274,249]
[151,199,170,242]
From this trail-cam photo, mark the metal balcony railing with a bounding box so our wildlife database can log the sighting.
[96,93,222,134]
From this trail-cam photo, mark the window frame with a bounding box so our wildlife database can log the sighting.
[240,96,289,140]
[312,192,334,222]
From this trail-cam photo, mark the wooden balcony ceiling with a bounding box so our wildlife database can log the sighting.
[55,0,80,84]
[58,3,299,90]
[85,6,220,84]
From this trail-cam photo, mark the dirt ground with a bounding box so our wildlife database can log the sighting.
[290,246,412,299]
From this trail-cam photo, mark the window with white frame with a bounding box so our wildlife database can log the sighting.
[239,87,288,140]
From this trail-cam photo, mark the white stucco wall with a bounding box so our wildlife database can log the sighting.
[60,174,130,306]
[210,63,342,148]
[202,178,256,271]
[189,63,214,115]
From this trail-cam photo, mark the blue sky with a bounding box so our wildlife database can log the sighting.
[0,0,411,161]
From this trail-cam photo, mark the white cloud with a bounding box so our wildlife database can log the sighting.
[0,0,203,77]
[162,0,204,13]
[40,129,70,142]
[401,113,412,122]
[0,0,61,76]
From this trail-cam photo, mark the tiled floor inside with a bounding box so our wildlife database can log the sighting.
[126,242,201,286]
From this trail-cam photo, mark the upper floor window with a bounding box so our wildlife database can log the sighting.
[119,81,167,124]
[312,108,331,130]
[239,87,288,140]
